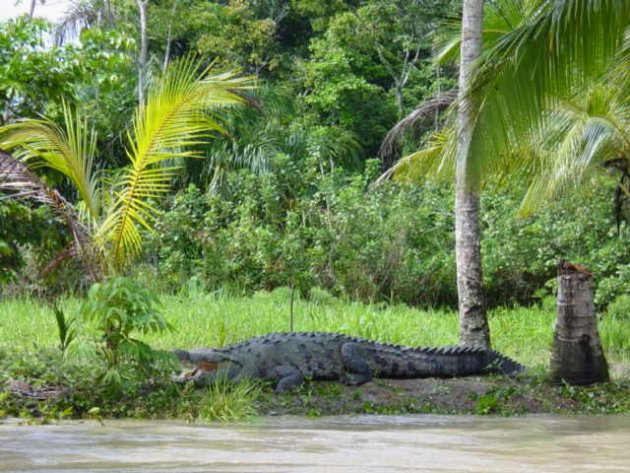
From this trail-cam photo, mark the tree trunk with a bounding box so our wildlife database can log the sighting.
[550,261,609,385]
[395,84,404,119]
[455,0,490,348]
[136,0,149,108]
[162,0,179,71]
[29,0,38,18]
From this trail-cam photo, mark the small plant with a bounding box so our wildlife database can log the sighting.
[80,277,175,385]
[197,379,261,422]
[475,391,501,415]
[53,304,76,355]
[475,386,521,415]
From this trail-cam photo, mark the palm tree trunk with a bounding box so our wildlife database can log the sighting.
[550,261,609,385]
[455,0,490,348]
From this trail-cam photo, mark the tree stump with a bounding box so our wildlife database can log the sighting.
[550,261,609,385]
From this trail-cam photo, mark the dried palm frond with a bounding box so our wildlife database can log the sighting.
[379,88,457,168]
[0,150,100,280]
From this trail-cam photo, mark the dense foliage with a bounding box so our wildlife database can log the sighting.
[139,166,628,310]
[0,1,627,312]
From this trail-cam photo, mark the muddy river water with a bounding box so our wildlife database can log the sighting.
[1,415,629,472]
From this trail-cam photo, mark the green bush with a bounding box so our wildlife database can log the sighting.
[143,159,458,306]
[0,199,70,291]
[80,277,175,387]
[140,164,627,310]
[482,182,629,308]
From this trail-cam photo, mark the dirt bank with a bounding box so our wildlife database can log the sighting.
[256,367,630,416]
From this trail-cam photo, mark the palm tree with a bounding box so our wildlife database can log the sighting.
[380,0,630,348]
[0,56,252,279]
[453,0,490,348]
[466,0,630,184]
[378,0,524,168]
[54,0,116,45]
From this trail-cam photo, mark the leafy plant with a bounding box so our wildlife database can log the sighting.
[53,304,77,355]
[80,277,175,386]
[0,56,253,279]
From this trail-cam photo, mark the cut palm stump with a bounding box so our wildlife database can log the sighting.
[551,261,609,385]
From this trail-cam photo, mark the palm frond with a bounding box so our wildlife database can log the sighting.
[373,130,454,188]
[0,101,100,220]
[0,149,99,280]
[99,56,253,265]
[469,0,630,178]
[54,0,116,45]
[379,88,458,167]
[517,84,630,214]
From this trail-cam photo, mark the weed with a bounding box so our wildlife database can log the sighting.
[475,386,522,415]
[197,379,261,422]
[53,305,76,355]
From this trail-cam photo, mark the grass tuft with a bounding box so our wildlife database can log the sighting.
[197,379,262,422]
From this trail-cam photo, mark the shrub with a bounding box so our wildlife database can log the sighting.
[80,277,175,387]
[140,164,627,310]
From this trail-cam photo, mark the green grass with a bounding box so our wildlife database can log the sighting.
[1,287,628,369]
[197,379,262,422]
[1,288,628,420]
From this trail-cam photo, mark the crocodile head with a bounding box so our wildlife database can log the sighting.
[173,348,242,386]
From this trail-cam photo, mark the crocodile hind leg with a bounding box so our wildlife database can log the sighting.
[271,365,305,392]
[340,343,373,385]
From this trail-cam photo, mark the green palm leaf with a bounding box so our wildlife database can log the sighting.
[376,130,454,187]
[99,57,253,265]
[469,0,630,180]
[0,100,99,219]
[0,149,100,279]
[518,84,630,214]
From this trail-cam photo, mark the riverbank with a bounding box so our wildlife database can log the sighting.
[4,364,630,421]
[255,369,630,417]
[1,291,629,421]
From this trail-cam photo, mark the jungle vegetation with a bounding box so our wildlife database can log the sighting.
[0,0,628,333]
[0,0,628,421]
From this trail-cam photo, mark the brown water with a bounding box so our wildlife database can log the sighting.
[1,415,629,472]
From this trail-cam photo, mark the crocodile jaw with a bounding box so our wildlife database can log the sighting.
[174,359,220,382]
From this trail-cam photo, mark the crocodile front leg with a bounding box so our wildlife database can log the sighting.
[271,365,305,392]
[340,342,373,385]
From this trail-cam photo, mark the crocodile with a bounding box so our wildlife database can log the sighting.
[174,332,525,392]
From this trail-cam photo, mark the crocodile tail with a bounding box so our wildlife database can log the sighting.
[488,351,526,375]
